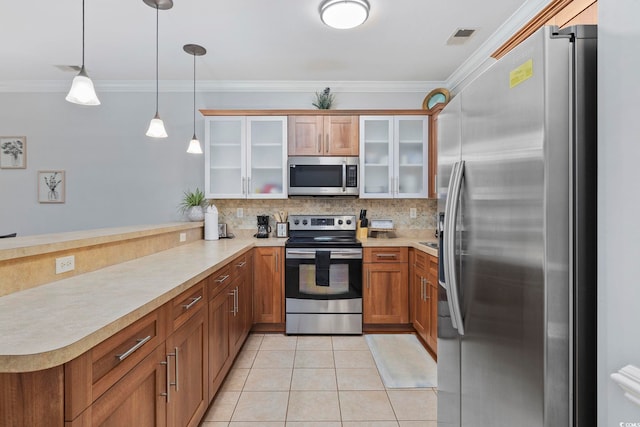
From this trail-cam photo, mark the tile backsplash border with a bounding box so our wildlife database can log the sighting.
[210,198,438,238]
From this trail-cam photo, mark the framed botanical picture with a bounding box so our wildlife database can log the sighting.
[0,136,26,169]
[38,170,65,203]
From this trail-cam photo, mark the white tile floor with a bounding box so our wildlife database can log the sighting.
[200,334,437,427]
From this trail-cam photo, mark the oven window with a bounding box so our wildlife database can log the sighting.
[299,264,349,295]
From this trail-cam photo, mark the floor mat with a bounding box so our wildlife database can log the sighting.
[365,334,437,388]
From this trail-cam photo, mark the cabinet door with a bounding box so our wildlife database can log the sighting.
[411,268,428,341]
[247,117,287,198]
[288,116,324,155]
[395,116,428,198]
[363,263,409,324]
[360,116,394,198]
[324,115,359,156]
[83,345,167,427]
[253,247,283,324]
[166,309,207,427]
[205,117,246,198]
[208,289,231,401]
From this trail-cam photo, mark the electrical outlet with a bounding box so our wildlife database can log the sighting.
[410,208,417,218]
[179,232,186,242]
[55,255,75,274]
[237,208,244,218]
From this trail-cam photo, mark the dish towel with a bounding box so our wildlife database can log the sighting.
[315,250,331,286]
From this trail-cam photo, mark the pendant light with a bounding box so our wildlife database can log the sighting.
[66,0,100,105]
[320,0,370,30]
[184,44,207,154]
[144,0,173,138]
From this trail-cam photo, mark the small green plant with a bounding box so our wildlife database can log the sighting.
[312,87,335,109]
[178,188,206,213]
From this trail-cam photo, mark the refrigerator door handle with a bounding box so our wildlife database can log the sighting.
[444,160,466,335]
[442,161,458,329]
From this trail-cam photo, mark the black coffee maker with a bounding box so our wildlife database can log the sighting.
[256,215,271,238]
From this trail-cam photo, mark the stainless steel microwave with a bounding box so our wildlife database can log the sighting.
[288,156,359,196]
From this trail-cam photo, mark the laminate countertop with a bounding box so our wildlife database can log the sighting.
[0,234,436,373]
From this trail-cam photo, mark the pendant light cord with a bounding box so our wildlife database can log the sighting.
[155,4,159,113]
[193,53,196,136]
[81,0,85,67]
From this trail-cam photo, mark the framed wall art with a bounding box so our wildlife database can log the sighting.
[38,170,65,203]
[0,136,26,169]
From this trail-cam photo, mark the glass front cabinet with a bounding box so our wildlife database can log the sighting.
[205,116,288,199]
[359,115,429,198]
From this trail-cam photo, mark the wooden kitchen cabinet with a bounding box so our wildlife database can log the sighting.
[363,247,409,324]
[288,115,359,156]
[410,249,438,355]
[165,306,207,427]
[253,247,284,324]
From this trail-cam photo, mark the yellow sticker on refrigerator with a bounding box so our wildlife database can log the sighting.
[510,59,533,88]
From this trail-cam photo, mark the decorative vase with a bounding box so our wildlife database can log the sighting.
[187,206,204,222]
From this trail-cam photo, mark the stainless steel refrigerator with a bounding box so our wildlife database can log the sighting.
[437,26,597,427]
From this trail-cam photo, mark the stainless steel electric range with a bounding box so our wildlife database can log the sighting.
[284,214,363,335]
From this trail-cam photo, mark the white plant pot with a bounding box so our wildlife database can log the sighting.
[186,206,204,222]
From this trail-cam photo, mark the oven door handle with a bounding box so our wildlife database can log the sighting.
[286,249,363,259]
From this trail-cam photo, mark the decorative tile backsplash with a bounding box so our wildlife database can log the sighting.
[211,198,438,238]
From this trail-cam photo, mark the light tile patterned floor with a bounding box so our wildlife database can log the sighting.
[200,334,437,427]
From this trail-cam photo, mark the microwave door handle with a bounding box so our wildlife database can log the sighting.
[342,161,347,192]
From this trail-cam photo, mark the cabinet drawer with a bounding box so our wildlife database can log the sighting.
[207,264,232,300]
[172,281,205,331]
[428,254,438,279]
[414,250,428,271]
[65,306,168,420]
[364,247,408,263]
[231,252,250,278]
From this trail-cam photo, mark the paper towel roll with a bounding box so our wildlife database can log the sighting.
[204,204,219,241]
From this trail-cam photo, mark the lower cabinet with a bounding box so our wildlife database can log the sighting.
[253,247,284,324]
[165,308,207,427]
[363,247,409,324]
[410,249,438,355]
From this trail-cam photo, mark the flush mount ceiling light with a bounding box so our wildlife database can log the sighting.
[144,0,173,138]
[66,0,100,106]
[184,44,206,154]
[320,0,370,30]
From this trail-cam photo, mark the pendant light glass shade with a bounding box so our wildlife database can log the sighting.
[320,0,370,29]
[183,44,207,154]
[144,0,172,138]
[66,66,100,105]
[146,113,168,138]
[66,0,100,106]
[186,135,203,154]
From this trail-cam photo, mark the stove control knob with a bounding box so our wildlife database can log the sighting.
[302,219,308,225]
[338,219,343,225]
[346,219,352,225]
[294,219,300,225]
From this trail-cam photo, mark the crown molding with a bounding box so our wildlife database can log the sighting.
[446,0,549,93]
[0,80,444,94]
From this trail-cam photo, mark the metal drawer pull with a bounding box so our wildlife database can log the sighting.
[116,335,152,361]
[376,253,398,258]
[236,261,246,268]
[182,295,202,310]
[161,356,170,402]
[215,274,230,283]
[174,346,179,391]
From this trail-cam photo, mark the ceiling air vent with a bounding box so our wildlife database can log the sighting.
[447,28,477,45]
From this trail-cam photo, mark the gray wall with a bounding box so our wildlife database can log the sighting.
[0,89,424,236]
[598,0,640,424]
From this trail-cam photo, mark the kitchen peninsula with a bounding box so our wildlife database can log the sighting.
[0,223,436,426]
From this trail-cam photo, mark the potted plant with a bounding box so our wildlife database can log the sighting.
[312,87,335,109]
[179,188,207,221]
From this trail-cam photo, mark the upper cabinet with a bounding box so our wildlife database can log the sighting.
[205,116,287,199]
[288,115,359,156]
[360,115,429,199]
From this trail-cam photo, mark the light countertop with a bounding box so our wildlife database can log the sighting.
[0,232,436,373]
